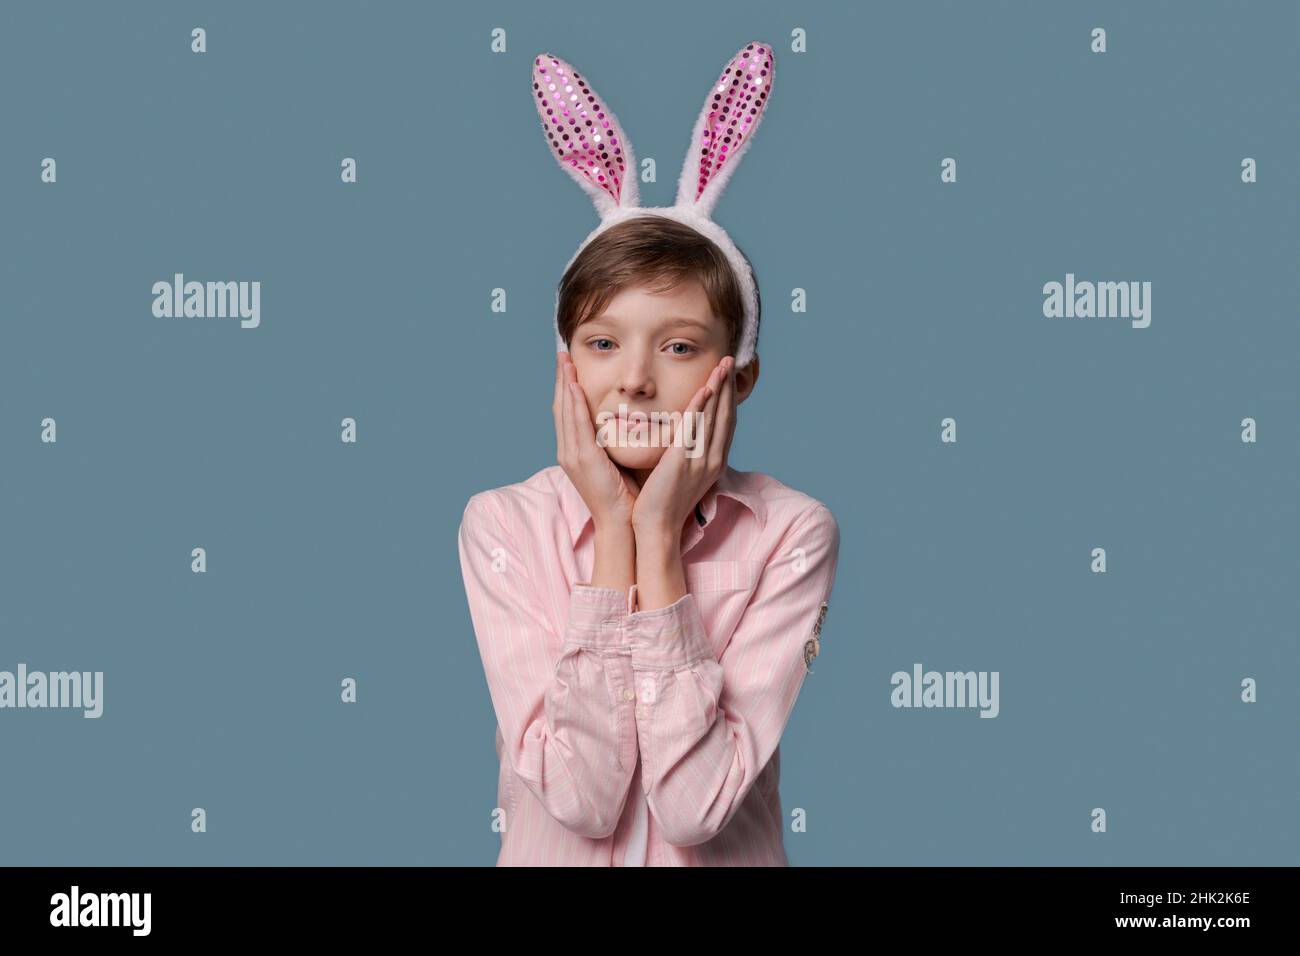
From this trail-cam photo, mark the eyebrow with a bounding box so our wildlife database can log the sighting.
[589,315,715,335]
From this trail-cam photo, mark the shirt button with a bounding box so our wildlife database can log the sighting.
[636,706,646,719]
[623,688,635,701]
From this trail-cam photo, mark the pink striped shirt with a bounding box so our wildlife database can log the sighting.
[457,464,840,866]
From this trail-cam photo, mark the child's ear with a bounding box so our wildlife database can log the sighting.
[734,355,759,404]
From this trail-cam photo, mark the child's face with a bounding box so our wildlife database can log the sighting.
[569,278,756,471]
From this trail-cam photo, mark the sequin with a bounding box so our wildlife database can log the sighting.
[532,53,628,204]
[690,44,773,203]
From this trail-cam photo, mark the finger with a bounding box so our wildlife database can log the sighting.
[721,381,738,466]
[678,375,713,455]
[568,372,600,450]
[722,359,740,464]
[696,361,724,465]
[709,356,735,465]
[553,351,563,412]
[565,363,599,461]
[553,353,566,449]
[561,361,580,460]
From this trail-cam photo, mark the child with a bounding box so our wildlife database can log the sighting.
[458,43,840,866]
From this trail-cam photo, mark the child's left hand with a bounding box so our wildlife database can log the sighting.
[631,355,737,539]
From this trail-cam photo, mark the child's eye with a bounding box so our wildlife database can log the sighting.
[667,342,695,356]
[590,338,614,351]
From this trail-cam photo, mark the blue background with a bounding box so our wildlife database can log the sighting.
[0,0,1295,865]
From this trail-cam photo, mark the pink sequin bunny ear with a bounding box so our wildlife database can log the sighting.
[674,41,775,219]
[531,52,641,218]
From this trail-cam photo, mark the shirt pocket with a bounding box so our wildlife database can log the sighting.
[683,559,764,660]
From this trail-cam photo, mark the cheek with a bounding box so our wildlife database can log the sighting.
[568,359,597,395]
[574,366,603,400]
[570,356,601,387]
[670,371,713,410]
[572,365,613,417]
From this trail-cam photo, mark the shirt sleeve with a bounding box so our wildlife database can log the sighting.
[458,492,638,840]
[626,503,841,847]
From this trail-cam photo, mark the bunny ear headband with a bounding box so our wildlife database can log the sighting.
[531,41,775,369]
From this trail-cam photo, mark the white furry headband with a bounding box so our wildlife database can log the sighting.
[531,41,775,369]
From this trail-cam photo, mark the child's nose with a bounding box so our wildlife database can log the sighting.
[617,355,655,397]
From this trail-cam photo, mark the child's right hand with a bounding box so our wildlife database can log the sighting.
[553,351,640,532]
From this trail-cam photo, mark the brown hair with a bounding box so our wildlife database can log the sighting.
[556,214,758,356]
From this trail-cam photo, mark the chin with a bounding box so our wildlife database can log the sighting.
[606,444,667,470]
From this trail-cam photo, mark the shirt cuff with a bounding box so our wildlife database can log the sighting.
[627,592,713,669]
[566,584,632,650]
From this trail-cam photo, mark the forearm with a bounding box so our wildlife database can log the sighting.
[588,521,636,594]
[632,524,687,611]
[460,497,636,839]
[624,505,842,847]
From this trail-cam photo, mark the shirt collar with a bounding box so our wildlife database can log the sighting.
[556,464,767,547]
